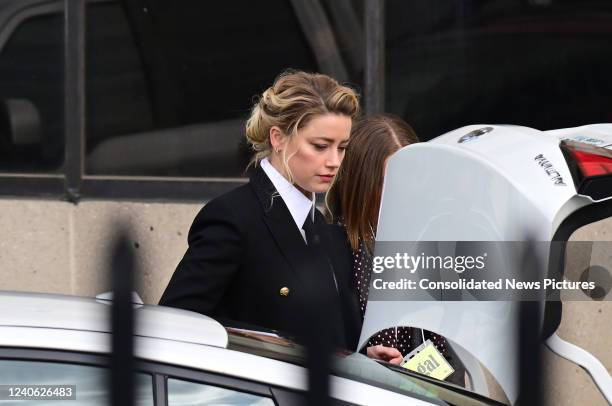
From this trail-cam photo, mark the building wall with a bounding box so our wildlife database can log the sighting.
[0,198,200,303]
[0,197,610,405]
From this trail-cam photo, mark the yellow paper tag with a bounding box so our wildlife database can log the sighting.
[401,342,454,381]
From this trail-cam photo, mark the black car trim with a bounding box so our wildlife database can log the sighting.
[153,374,166,406]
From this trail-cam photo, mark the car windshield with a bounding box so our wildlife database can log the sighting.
[226,328,505,405]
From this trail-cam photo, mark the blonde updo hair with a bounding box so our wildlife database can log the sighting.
[245,70,360,165]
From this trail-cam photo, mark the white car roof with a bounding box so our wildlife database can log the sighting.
[0,290,228,348]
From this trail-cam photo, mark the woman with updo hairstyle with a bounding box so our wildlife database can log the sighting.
[327,114,466,384]
[161,70,363,350]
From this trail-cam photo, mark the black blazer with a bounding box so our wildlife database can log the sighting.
[160,166,362,350]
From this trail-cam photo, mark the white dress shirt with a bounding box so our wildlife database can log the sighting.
[260,158,314,242]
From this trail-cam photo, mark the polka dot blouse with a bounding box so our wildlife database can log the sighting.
[353,239,450,357]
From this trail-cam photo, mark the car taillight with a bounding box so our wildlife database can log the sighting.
[560,140,612,201]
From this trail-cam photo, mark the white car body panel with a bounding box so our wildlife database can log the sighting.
[0,291,228,347]
[0,292,440,406]
[360,124,612,404]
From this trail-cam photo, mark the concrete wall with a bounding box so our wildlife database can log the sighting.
[0,198,200,303]
[1,197,610,405]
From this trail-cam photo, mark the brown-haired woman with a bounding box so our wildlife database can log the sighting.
[328,114,465,383]
[160,70,363,349]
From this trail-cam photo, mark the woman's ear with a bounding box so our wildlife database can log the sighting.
[269,126,285,153]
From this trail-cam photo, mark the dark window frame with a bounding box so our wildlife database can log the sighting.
[0,0,385,203]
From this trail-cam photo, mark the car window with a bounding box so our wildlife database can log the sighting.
[0,7,64,173]
[0,360,153,405]
[167,378,274,406]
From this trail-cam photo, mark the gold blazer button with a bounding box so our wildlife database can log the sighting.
[279,287,290,297]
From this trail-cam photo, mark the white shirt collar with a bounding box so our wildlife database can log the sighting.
[260,158,314,231]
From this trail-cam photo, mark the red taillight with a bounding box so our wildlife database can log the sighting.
[571,150,612,177]
[560,140,612,201]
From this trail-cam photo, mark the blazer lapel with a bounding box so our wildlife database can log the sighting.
[249,167,312,281]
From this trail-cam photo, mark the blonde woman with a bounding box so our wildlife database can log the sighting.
[160,71,362,349]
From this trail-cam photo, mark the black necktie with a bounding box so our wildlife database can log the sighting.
[302,215,319,246]
[300,214,345,352]
[303,215,338,295]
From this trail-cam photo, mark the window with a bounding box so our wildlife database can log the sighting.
[85,0,364,178]
[385,0,612,141]
[167,378,275,406]
[0,0,367,200]
[0,6,64,173]
[0,359,153,405]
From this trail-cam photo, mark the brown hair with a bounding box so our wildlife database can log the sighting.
[245,70,360,167]
[327,113,419,252]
